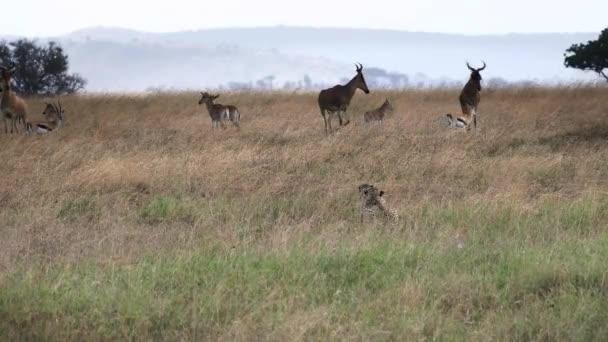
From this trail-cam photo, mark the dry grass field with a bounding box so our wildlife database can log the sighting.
[1,86,608,340]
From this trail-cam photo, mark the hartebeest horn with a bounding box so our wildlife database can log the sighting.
[355,63,363,72]
[466,62,475,72]
[477,61,486,71]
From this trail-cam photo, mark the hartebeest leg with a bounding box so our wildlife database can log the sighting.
[320,109,329,135]
[3,118,7,134]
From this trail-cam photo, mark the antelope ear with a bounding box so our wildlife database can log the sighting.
[212,95,220,99]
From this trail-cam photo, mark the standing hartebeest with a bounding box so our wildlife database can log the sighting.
[0,64,28,134]
[447,61,486,130]
[318,63,370,134]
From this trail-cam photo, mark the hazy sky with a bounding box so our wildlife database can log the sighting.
[2,0,606,37]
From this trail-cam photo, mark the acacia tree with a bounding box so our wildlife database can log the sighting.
[564,28,608,82]
[0,39,86,95]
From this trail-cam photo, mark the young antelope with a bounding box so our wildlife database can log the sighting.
[363,98,393,125]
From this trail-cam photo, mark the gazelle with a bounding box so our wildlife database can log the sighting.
[0,64,28,134]
[26,101,64,134]
[198,92,241,129]
[318,63,370,134]
[447,61,486,130]
[363,98,393,125]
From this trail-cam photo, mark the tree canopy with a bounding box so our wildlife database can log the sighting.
[0,39,86,95]
[564,28,608,82]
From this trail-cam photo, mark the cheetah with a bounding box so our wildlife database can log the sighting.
[358,183,399,224]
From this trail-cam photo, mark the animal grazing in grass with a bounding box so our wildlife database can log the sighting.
[447,61,486,130]
[0,64,28,134]
[363,98,393,125]
[26,101,64,134]
[318,63,370,134]
[358,183,399,224]
[198,92,241,129]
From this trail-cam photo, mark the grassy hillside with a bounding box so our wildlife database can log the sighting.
[1,87,608,340]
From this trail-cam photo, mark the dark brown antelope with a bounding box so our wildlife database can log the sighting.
[0,64,28,134]
[447,61,486,130]
[363,98,393,125]
[318,63,370,134]
[26,101,64,134]
[198,92,241,129]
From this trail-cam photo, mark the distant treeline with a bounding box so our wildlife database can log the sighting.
[216,68,544,91]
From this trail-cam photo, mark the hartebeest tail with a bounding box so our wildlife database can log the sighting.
[451,61,486,130]
[198,92,241,129]
[26,101,64,134]
[0,64,28,134]
[318,63,370,134]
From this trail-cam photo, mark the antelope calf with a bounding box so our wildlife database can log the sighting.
[363,98,393,125]
[318,63,370,134]
[447,61,486,130]
[26,101,64,134]
[198,92,241,129]
[0,64,28,134]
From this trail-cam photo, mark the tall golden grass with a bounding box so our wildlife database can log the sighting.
[1,86,608,268]
[1,86,608,339]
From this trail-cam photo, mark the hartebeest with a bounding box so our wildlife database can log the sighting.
[0,64,28,134]
[447,61,486,130]
[318,63,370,134]
[26,101,64,134]
[198,92,241,129]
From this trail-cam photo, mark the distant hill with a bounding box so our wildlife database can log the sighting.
[6,26,599,91]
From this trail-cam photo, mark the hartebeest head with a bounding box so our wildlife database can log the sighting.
[0,64,16,88]
[354,63,370,94]
[466,61,486,90]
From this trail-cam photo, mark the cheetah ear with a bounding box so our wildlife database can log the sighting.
[379,191,384,197]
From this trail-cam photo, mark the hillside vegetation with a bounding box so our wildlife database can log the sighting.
[1,87,608,340]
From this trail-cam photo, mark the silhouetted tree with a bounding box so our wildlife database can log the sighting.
[564,28,608,82]
[0,39,86,95]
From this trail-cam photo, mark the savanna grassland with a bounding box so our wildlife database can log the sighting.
[2,86,608,340]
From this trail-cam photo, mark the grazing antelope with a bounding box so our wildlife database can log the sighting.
[447,61,486,130]
[363,98,393,125]
[0,64,28,134]
[318,63,370,134]
[26,101,64,134]
[198,92,241,129]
